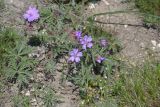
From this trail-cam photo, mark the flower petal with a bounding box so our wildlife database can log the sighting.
[73,49,78,54]
[75,57,80,62]
[69,51,75,56]
[75,31,82,38]
[23,6,40,22]
[87,43,93,48]
[96,59,101,63]
[87,36,92,42]
[23,13,29,19]
[77,52,82,57]
[68,56,75,62]
[82,44,87,50]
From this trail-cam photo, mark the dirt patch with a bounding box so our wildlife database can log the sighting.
[87,0,160,64]
[0,0,80,107]
[1,0,160,106]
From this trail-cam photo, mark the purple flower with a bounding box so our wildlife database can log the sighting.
[96,56,105,63]
[100,39,108,47]
[80,35,93,50]
[75,31,82,39]
[23,6,40,22]
[68,49,83,63]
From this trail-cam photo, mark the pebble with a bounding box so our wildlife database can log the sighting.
[41,29,47,35]
[21,90,25,94]
[38,99,44,106]
[31,98,37,103]
[56,63,63,71]
[139,42,145,48]
[152,47,156,50]
[102,0,110,5]
[59,58,66,63]
[37,67,44,72]
[25,90,31,96]
[28,53,40,58]
[31,98,37,106]
[30,88,35,92]
[66,81,73,87]
[124,24,128,28]
[38,54,45,61]
[37,46,46,54]
[89,3,95,9]
[36,72,45,82]
[151,40,157,47]
[104,76,107,79]
[30,76,34,81]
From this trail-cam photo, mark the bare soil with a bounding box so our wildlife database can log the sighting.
[87,0,160,64]
[0,0,79,107]
[0,0,160,107]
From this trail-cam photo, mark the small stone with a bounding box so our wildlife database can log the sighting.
[37,46,46,54]
[31,98,37,106]
[28,53,32,58]
[104,76,107,79]
[124,25,128,28]
[35,53,40,58]
[59,58,66,63]
[151,40,157,47]
[25,90,30,96]
[94,17,97,21]
[139,42,145,48]
[30,76,34,81]
[28,53,40,58]
[42,29,47,35]
[102,0,110,5]
[21,90,25,94]
[81,100,85,105]
[89,3,95,9]
[30,88,35,92]
[157,43,160,48]
[31,98,37,103]
[66,81,73,87]
[38,54,45,61]
[36,72,45,82]
[37,67,44,72]
[56,63,63,71]
[152,47,156,50]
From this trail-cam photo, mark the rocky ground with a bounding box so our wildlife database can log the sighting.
[0,0,160,107]
[88,0,160,64]
[0,0,79,107]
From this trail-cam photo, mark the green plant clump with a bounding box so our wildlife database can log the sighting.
[110,62,160,107]
[0,0,5,10]
[0,27,20,75]
[38,2,121,105]
[135,0,160,25]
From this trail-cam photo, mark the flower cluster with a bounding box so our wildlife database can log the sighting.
[23,6,40,22]
[75,31,82,40]
[68,30,106,63]
[80,35,93,50]
[68,49,82,63]
[96,56,105,63]
[100,39,108,47]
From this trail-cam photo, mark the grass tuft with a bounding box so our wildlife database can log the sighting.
[135,0,160,25]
